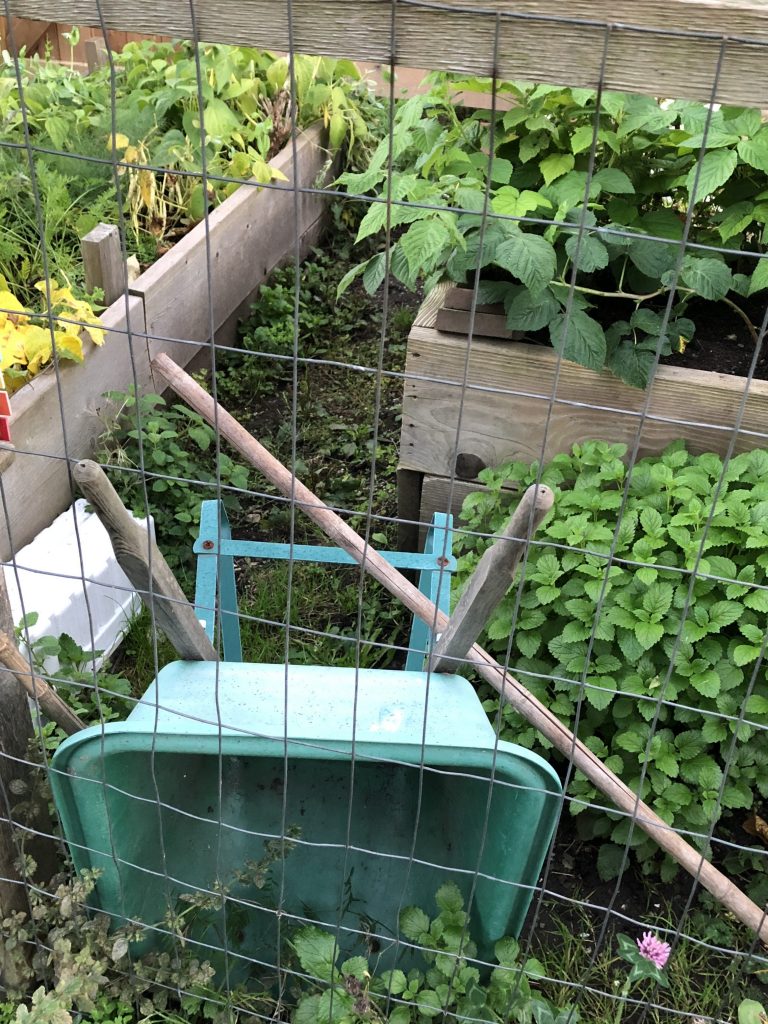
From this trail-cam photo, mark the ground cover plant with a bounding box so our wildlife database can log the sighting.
[0,41,372,305]
[7,220,766,1021]
[97,209,418,666]
[337,74,768,387]
[456,439,768,897]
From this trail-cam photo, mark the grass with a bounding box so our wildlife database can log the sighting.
[108,205,421,692]
[96,209,768,1024]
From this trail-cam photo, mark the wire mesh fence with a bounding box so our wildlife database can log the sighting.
[1,2,768,1022]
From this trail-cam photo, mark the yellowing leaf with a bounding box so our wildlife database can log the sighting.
[0,289,28,323]
[138,169,155,208]
[269,165,288,182]
[123,145,140,164]
[251,158,273,184]
[110,132,130,150]
[20,324,52,375]
[54,331,85,362]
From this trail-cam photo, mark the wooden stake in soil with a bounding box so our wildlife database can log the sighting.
[152,351,768,947]
[430,482,554,674]
[0,631,83,736]
[73,460,217,662]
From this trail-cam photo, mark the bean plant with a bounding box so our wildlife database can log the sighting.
[0,42,374,303]
[338,76,768,386]
[456,441,768,890]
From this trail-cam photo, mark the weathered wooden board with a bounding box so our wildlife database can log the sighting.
[400,324,768,488]
[8,1,768,106]
[1,295,147,560]
[435,307,520,340]
[132,124,331,355]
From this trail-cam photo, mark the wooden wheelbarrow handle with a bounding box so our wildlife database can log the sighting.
[152,351,768,948]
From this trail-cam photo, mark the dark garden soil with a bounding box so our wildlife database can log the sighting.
[666,295,768,380]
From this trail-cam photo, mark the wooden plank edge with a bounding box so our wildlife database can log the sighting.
[8,1,768,106]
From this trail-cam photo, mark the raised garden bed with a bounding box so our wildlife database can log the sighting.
[0,123,333,560]
[398,284,768,539]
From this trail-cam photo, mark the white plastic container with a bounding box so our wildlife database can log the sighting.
[5,499,150,669]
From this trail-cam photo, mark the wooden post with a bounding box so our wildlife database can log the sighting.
[72,460,218,662]
[81,223,124,308]
[84,36,108,72]
[152,350,768,947]
[430,483,554,673]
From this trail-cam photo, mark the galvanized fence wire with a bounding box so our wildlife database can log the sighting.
[1,1,768,1022]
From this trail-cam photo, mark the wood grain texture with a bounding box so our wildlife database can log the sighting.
[417,475,520,547]
[400,325,768,481]
[435,307,522,340]
[8,1,768,105]
[152,350,768,947]
[0,630,83,734]
[82,223,124,306]
[132,123,331,354]
[431,483,553,672]
[73,460,217,661]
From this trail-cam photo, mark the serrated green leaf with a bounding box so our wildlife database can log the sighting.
[737,129,768,173]
[629,237,678,279]
[734,644,762,666]
[707,600,743,629]
[565,233,609,273]
[571,125,595,154]
[680,256,732,301]
[748,258,768,295]
[549,308,607,371]
[400,219,451,275]
[609,339,656,389]
[634,620,664,649]
[505,288,560,331]
[717,201,755,242]
[399,905,430,941]
[292,926,337,982]
[746,694,768,716]
[435,882,464,914]
[341,955,369,980]
[593,168,634,194]
[494,230,557,295]
[597,844,625,880]
[540,152,575,185]
[690,669,720,698]
[687,148,737,202]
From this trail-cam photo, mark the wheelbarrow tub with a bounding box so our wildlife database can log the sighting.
[51,661,561,969]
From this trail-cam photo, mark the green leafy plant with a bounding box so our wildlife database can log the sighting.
[0,41,376,301]
[338,75,768,387]
[291,882,569,1024]
[457,440,768,887]
[14,613,134,750]
[95,389,249,575]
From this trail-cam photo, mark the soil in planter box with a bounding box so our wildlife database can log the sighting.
[666,294,768,379]
[516,291,768,381]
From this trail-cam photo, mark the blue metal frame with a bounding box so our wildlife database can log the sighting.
[193,500,455,669]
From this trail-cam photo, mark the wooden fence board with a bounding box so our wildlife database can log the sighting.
[400,324,768,485]
[8,1,768,106]
[1,295,146,559]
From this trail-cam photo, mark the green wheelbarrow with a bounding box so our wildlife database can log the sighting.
[50,499,562,972]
